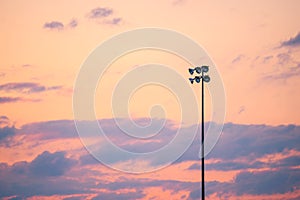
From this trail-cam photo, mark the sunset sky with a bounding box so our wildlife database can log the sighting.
[1,0,300,199]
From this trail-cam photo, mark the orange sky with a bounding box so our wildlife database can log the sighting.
[1,0,300,126]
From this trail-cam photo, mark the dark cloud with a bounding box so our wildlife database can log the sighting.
[0,171,85,198]
[63,197,86,200]
[189,181,228,199]
[191,149,299,172]
[87,7,122,26]
[20,120,81,139]
[0,115,9,120]
[189,189,200,199]
[187,163,199,170]
[0,96,22,104]
[0,151,80,198]
[43,21,64,30]
[188,168,300,198]
[20,118,177,155]
[0,116,10,127]
[98,177,197,192]
[10,119,300,168]
[29,151,76,177]
[0,156,198,199]
[0,151,76,177]
[43,19,78,30]
[87,7,113,19]
[79,154,100,166]
[0,117,300,199]
[92,191,145,200]
[0,96,40,104]
[271,155,300,168]
[1,119,300,198]
[68,19,78,28]
[281,32,300,47]
[188,160,266,171]
[0,82,62,94]
[0,125,16,141]
[8,197,24,200]
[206,123,300,160]
[233,169,300,195]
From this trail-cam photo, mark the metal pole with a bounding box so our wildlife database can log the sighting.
[201,71,205,200]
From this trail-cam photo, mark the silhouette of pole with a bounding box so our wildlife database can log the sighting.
[201,69,205,200]
[188,66,210,200]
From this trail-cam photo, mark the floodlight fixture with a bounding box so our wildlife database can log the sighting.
[195,67,202,74]
[189,78,194,84]
[189,68,194,75]
[203,75,210,83]
[202,65,209,73]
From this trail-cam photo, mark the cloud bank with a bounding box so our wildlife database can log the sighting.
[282,32,300,47]
[0,119,299,199]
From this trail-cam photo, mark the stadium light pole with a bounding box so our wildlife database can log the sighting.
[188,66,210,200]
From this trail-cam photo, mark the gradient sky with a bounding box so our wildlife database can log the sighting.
[1,0,300,199]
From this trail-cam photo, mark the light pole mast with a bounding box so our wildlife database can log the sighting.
[188,66,210,200]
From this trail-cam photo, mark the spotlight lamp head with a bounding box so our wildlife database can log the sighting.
[188,68,194,75]
[188,65,210,84]
[202,65,209,73]
[203,75,211,82]
[195,67,202,74]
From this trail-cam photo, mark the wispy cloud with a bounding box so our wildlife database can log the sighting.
[0,96,40,104]
[21,64,33,68]
[232,54,245,64]
[43,21,64,30]
[263,63,300,81]
[0,97,22,104]
[0,82,58,103]
[0,82,62,94]
[104,17,122,25]
[0,116,12,127]
[87,7,113,19]
[277,52,291,65]
[256,47,300,82]
[262,55,273,63]
[43,19,78,30]
[238,106,245,114]
[68,19,78,28]
[87,7,122,26]
[281,32,300,47]
[0,116,9,121]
